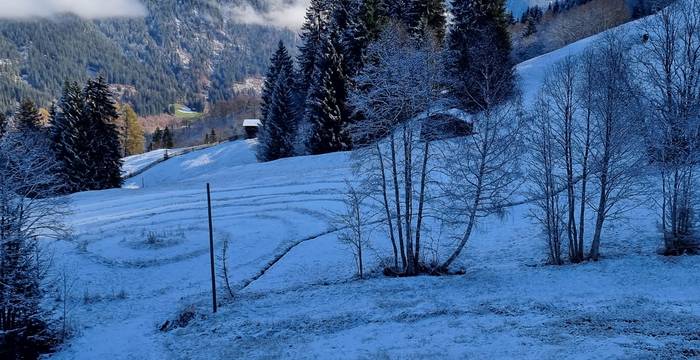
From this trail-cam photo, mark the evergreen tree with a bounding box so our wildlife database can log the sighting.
[152,127,163,150]
[447,0,515,112]
[260,41,296,124]
[258,42,297,162]
[297,0,332,104]
[304,27,353,155]
[358,0,384,42]
[382,0,409,23]
[83,76,122,190]
[407,0,447,41]
[523,15,538,37]
[209,129,217,143]
[162,127,174,148]
[333,0,363,79]
[15,99,43,132]
[262,42,292,124]
[51,81,86,193]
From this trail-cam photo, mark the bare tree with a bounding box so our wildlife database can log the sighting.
[544,56,586,263]
[529,96,566,265]
[337,183,369,279]
[637,0,700,254]
[586,33,646,260]
[436,96,525,272]
[0,130,69,358]
[529,32,644,263]
[350,23,447,276]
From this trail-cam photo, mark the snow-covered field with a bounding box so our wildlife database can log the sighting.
[47,17,700,360]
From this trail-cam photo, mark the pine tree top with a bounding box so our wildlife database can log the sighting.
[16,99,43,131]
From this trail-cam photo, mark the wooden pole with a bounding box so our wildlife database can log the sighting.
[207,183,217,313]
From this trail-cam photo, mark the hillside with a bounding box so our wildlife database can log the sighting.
[0,0,296,115]
[44,12,700,358]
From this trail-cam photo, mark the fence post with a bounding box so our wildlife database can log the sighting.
[207,183,217,313]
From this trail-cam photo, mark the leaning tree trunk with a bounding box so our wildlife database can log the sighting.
[439,148,486,272]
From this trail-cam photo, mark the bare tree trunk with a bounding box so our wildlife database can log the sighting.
[390,133,407,270]
[578,58,594,259]
[565,101,580,263]
[590,163,609,261]
[376,143,399,268]
[440,149,486,272]
[402,125,415,275]
[414,140,431,271]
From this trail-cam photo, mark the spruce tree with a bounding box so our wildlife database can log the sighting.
[381,0,409,24]
[15,99,43,132]
[152,127,163,150]
[51,81,86,193]
[358,0,384,42]
[262,42,291,124]
[407,0,447,41]
[258,42,298,162]
[304,27,353,155]
[83,76,122,190]
[447,0,515,112]
[297,0,332,104]
[162,127,174,148]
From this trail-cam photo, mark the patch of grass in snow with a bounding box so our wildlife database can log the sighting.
[124,228,186,250]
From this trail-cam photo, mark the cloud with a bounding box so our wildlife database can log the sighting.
[227,0,309,29]
[0,0,148,19]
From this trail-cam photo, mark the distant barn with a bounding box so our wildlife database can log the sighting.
[243,119,262,139]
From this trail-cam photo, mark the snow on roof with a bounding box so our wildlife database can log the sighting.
[243,119,262,127]
[415,107,473,125]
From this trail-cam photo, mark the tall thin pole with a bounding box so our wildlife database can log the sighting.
[207,183,217,313]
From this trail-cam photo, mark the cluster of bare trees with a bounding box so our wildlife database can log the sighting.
[530,33,645,264]
[529,0,700,263]
[348,24,524,275]
[349,25,447,276]
[638,0,700,254]
[0,130,68,358]
[339,0,700,276]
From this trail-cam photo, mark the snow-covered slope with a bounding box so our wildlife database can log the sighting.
[48,15,700,360]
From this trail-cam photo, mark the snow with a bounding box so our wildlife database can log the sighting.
[47,14,700,360]
[243,119,262,128]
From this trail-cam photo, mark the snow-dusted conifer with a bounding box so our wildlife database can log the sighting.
[447,0,515,112]
[304,27,353,155]
[83,76,122,190]
[258,42,297,162]
[296,0,332,104]
[406,0,447,41]
[15,99,43,132]
[51,81,86,193]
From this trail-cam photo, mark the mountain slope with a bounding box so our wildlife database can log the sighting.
[0,0,295,115]
[44,11,700,359]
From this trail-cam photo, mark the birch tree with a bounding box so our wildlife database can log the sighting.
[637,0,700,254]
[350,23,446,275]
